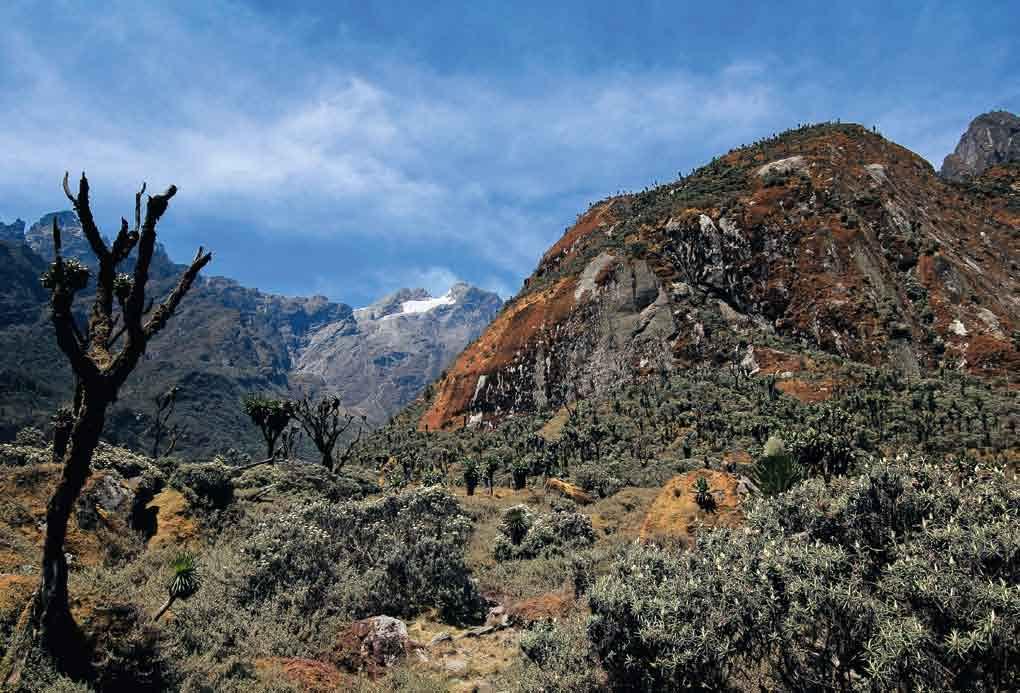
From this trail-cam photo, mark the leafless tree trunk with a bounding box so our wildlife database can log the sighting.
[148,385,183,458]
[2,173,211,685]
[291,394,364,471]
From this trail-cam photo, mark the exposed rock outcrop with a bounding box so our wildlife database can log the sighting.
[296,282,502,424]
[941,111,1020,181]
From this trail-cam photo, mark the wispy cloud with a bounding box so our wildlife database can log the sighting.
[0,2,1015,305]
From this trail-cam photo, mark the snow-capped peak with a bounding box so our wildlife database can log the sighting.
[398,290,456,315]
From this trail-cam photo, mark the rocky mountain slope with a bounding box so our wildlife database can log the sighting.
[295,284,503,423]
[421,121,1020,430]
[941,110,1020,181]
[0,215,500,454]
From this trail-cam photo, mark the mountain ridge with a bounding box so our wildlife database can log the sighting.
[420,121,1019,430]
[0,214,501,454]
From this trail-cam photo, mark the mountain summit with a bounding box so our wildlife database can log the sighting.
[421,121,1019,430]
[941,110,1020,181]
[295,282,502,423]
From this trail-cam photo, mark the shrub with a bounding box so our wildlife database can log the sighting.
[171,462,234,510]
[233,461,376,502]
[91,441,160,478]
[495,505,595,561]
[419,466,446,487]
[14,427,46,448]
[240,486,484,624]
[0,441,49,467]
[517,616,605,692]
[572,462,624,499]
[585,456,1020,691]
[784,410,856,480]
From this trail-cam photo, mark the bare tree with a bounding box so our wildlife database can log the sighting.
[291,394,365,471]
[2,173,211,683]
[147,385,184,458]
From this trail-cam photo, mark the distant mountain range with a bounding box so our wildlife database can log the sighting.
[0,215,501,456]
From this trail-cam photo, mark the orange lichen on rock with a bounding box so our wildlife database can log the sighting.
[966,334,1020,377]
[639,470,745,546]
[419,277,577,430]
[544,478,594,505]
[754,347,815,374]
[145,489,198,549]
[777,377,836,403]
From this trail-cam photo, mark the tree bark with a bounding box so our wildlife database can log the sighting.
[2,398,107,683]
[39,399,107,648]
[153,595,175,622]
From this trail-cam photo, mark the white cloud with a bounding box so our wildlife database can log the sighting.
[2,2,1002,304]
[0,4,790,285]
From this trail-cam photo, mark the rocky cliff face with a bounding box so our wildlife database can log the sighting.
[22,210,177,277]
[0,218,25,242]
[295,283,503,423]
[941,111,1020,181]
[421,122,1020,431]
[0,215,501,453]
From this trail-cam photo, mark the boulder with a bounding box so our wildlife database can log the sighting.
[544,478,594,505]
[76,470,134,530]
[334,615,423,675]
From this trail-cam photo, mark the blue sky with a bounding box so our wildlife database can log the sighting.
[1,1,1017,305]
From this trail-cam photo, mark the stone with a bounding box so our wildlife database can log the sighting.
[941,111,1020,181]
[443,656,468,675]
[428,632,453,646]
[544,478,594,504]
[334,615,422,674]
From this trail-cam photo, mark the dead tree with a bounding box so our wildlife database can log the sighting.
[2,173,211,683]
[291,394,364,471]
[147,385,184,458]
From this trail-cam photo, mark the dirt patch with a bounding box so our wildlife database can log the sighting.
[537,407,570,443]
[507,589,574,625]
[776,377,836,403]
[640,470,745,546]
[255,657,352,692]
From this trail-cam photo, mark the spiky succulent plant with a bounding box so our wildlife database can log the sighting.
[154,552,200,621]
[168,553,200,599]
[693,477,715,511]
